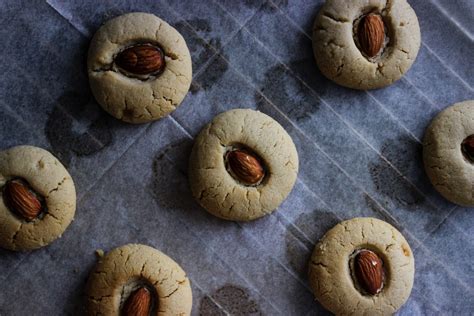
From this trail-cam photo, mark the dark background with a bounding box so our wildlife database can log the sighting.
[0,0,473,314]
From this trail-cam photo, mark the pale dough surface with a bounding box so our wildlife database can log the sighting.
[423,100,474,206]
[313,0,420,90]
[189,109,299,221]
[88,12,192,123]
[0,145,76,251]
[86,243,192,315]
[308,217,414,315]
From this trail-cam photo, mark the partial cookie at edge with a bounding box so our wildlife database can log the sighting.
[0,145,76,251]
[423,100,474,206]
[86,243,192,315]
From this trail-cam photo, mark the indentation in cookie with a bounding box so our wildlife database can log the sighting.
[461,134,474,163]
[46,91,113,166]
[224,145,266,186]
[353,11,390,61]
[120,282,158,316]
[114,42,166,79]
[199,284,262,315]
[349,248,386,296]
[2,178,46,222]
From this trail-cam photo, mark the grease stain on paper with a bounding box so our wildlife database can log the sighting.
[200,284,262,315]
[45,91,112,165]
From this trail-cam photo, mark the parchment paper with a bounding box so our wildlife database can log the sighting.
[0,0,473,314]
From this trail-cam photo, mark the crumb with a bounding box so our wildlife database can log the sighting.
[95,249,105,258]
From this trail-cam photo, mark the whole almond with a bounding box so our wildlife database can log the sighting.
[354,250,384,295]
[227,150,265,185]
[122,287,151,316]
[358,14,385,58]
[115,44,165,75]
[461,134,474,162]
[3,179,42,221]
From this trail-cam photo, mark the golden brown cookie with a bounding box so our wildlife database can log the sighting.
[88,12,192,123]
[86,243,192,315]
[189,109,299,221]
[308,217,414,315]
[313,0,420,89]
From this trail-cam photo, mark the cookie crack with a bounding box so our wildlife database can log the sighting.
[155,22,162,39]
[336,62,345,76]
[162,95,176,108]
[46,211,61,222]
[47,177,68,196]
[322,12,350,24]
[162,285,180,298]
[11,223,23,245]
[166,66,186,79]
[144,105,153,118]
[310,260,329,270]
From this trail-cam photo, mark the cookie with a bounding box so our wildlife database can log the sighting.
[0,145,76,251]
[423,100,474,206]
[189,109,299,221]
[88,12,192,124]
[86,243,192,315]
[313,0,420,90]
[308,217,414,315]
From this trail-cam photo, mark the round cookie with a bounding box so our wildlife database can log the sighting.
[313,0,420,90]
[0,145,76,251]
[423,100,474,206]
[308,217,414,315]
[189,109,299,221]
[88,12,192,124]
[86,244,192,315]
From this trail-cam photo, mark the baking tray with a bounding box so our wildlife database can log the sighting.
[0,0,473,314]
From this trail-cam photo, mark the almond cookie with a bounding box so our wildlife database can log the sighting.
[0,145,76,251]
[189,109,299,221]
[86,243,192,315]
[313,0,420,90]
[88,12,192,124]
[423,100,474,206]
[308,217,414,315]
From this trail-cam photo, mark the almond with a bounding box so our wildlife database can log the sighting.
[461,134,474,162]
[3,179,43,221]
[358,14,385,58]
[226,149,265,185]
[354,250,384,295]
[115,44,165,75]
[122,287,151,316]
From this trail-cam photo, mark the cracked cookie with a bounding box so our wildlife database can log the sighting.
[423,100,474,206]
[308,217,414,315]
[0,145,76,251]
[88,12,192,124]
[189,109,299,221]
[313,0,420,90]
[86,243,192,315]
